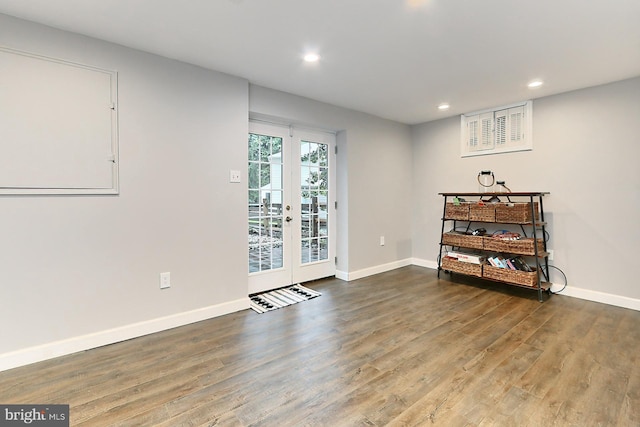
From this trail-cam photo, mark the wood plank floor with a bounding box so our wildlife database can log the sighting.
[1,265,639,426]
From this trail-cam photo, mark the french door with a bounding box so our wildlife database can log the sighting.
[248,122,336,294]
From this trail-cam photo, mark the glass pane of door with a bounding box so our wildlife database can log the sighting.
[299,140,329,264]
[248,133,284,273]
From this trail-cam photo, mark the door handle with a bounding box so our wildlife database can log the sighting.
[285,216,293,222]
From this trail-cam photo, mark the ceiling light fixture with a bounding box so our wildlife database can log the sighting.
[406,0,430,8]
[304,53,320,63]
[528,80,543,89]
[438,103,450,111]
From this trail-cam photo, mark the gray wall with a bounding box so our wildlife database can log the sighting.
[0,14,415,366]
[0,14,249,357]
[412,77,640,304]
[249,86,414,277]
[2,11,639,369]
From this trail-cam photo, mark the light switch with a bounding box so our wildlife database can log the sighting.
[160,272,171,289]
[230,170,241,183]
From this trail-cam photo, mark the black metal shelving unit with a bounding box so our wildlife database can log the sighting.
[438,191,550,302]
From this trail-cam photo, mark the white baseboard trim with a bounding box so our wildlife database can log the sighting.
[339,258,413,281]
[0,297,250,372]
[414,257,640,311]
[411,257,439,270]
[551,284,640,311]
[335,269,349,281]
[5,262,638,372]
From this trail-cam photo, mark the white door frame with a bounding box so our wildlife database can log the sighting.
[248,121,336,294]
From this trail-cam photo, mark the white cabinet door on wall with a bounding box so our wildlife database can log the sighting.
[0,47,118,194]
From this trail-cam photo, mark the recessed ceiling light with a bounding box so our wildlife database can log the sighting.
[304,53,320,63]
[528,80,543,89]
[438,103,450,111]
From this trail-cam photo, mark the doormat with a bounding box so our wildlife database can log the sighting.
[250,284,321,313]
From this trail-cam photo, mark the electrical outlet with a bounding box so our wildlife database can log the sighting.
[547,250,554,261]
[380,236,385,246]
[160,272,171,289]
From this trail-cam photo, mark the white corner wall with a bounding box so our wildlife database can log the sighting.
[0,14,250,370]
[412,77,640,309]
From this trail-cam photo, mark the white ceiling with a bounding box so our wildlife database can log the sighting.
[1,0,639,124]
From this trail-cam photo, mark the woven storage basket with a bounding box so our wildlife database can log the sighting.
[469,203,496,222]
[483,265,538,287]
[483,237,544,256]
[442,232,484,250]
[442,257,482,277]
[444,202,470,220]
[495,202,540,223]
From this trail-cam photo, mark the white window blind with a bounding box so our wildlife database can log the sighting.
[460,101,532,157]
[495,110,507,146]
[468,119,478,148]
[509,106,524,143]
[465,112,495,153]
[481,113,494,149]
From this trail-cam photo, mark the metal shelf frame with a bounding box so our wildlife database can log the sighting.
[437,192,550,302]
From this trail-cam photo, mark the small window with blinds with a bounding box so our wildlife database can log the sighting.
[460,101,532,157]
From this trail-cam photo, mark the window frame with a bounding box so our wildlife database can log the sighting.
[460,101,532,157]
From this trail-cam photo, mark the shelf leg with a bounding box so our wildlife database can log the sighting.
[438,195,449,279]
[531,194,543,302]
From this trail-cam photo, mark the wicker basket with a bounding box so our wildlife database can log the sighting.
[442,232,484,250]
[444,202,470,220]
[483,265,538,287]
[441,257,483,277]
[469,202,496,222]
[483,237,545,256]
[495,202,540,223]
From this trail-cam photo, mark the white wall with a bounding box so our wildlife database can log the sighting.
[412,77,640,308]
[0,14,249,367]
[249,86,414,279]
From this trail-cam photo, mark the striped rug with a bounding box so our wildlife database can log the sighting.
[250,284,321,314]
